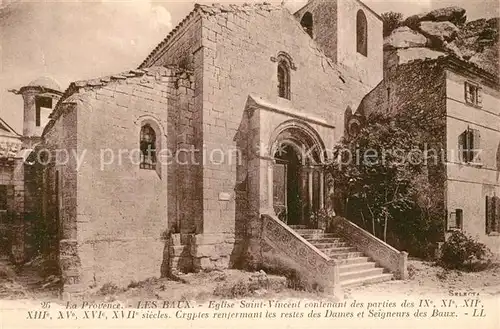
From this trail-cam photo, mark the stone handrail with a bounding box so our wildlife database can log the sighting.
[261,213,342,294]
[330,216,408,279]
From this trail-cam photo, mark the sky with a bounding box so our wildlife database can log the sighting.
[1,0,498,132]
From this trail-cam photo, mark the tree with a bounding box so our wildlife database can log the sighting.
[328,113,423,242]
[381,11,403,37]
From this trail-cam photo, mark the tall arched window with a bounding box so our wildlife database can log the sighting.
[356,10,368,56]
[140,124,157,170]
[277,60,291,100]
[300,12,313,38]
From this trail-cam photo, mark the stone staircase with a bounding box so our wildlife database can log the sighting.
[289,225,394,287]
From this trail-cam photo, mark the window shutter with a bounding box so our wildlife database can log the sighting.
[477,87,483,106]
[472,129,481,163]
[464,83,471,103]
[458,131,466,162]
[486,196,492,234]
[456,209,463,229]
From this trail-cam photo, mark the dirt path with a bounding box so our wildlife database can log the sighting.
[1,258,499,304]
[345,259,500,299]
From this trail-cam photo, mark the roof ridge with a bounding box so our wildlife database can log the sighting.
[0,117,21,137]
[139,2,284,69]
[42,65,191,138]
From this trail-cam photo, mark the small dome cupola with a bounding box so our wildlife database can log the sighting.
[27,76,62,93]
[9,76,64,147]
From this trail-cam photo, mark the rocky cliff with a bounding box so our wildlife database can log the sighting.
[384,6,499,73]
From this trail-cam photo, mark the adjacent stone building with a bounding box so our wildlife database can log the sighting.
[0,77,63,262]
[356,53,500,254]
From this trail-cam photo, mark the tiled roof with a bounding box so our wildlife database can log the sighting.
[139,2,282,68]
[42,66,183,138]
[0,117,21,137]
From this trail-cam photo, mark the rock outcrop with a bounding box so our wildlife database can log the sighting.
[384,26,428,49]
[419,21,460,47]
[421,6,467,25]
[403,6,467,28]
[385,6,498,73]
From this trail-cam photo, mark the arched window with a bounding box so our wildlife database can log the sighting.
[356,10,368,56]
[277,60,291,100]
[300,12,313,38]
[140,124,157,170]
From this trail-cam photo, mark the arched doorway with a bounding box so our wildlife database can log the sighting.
[269,121,326,227]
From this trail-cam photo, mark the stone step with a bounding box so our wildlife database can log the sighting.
[328,251,364,259]
[339,261,377,273]
[321,247,358,256]
[335,256,370,265]
[312,242,349,249]
[306,237,344,244]
[341,273,394,288]
[288,225,308,230]
[339,267,385,281]
[300,233,338,240]
[295,229,324,234]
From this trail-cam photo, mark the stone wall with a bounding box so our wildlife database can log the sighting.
[294,0,338,63]
[42,99,79,288]
[140,11,204,256]
[40,67,198,291]
[336,0,383,89]
[294,0,383,89]
[0,161,22,261]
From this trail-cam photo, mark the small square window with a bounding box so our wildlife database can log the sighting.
[448,209,463,231]
[464,82,482,107]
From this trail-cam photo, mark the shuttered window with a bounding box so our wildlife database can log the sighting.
[464,81,482,107]
[458,127,481,164]
[486,196,500,234]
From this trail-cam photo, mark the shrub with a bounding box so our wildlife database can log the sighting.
[381,11,403,37]
[439,231,491,270]
[98,282,121,295]
[213,279,253,298]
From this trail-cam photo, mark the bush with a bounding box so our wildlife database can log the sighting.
[439,231,491,271]
[213,279,253,298]
[381,11,403,37]
[98,282,121,295]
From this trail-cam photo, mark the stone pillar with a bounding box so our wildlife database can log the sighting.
[308,168,313,209]
[267,160,274,213]
[398,251,409,280]
[319,171,325,209]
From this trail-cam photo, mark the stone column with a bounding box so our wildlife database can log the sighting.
[308,168,313,210]
[267,159,274,214]
[319,171,324,209]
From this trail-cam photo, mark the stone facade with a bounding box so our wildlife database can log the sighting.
[6,1,385,292]
[40,67,197,289]
[140,2,380,273]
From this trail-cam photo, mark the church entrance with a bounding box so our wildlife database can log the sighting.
[269,122,326,228]
[273,144,303,225]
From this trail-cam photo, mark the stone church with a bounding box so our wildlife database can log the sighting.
[2,0,415,295]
